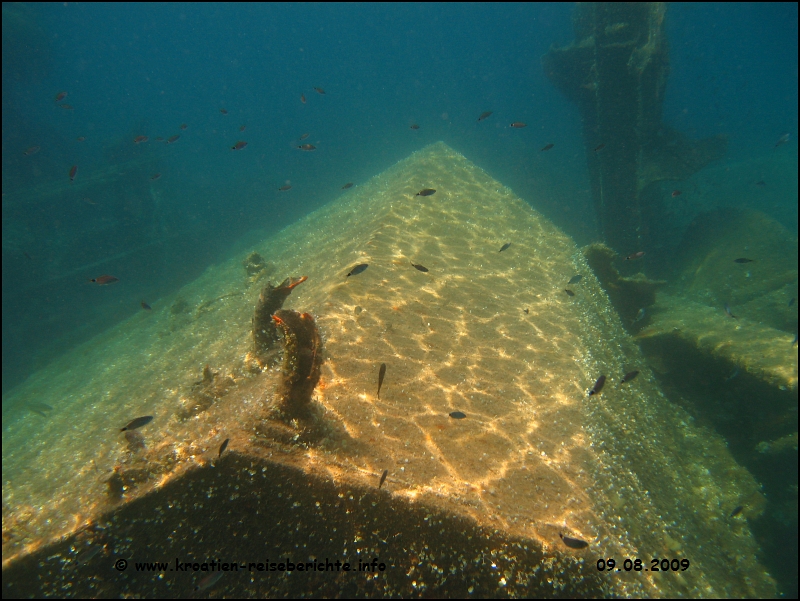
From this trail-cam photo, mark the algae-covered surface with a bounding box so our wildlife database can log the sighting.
[2,143,776,597]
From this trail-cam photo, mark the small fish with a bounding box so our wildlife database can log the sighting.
[150,173,161,180]
[60,104,74,110]
[378,363,386,398]
[559,533,589,549]
[239,125,246,132]
[632,308,645,324]
[416,188,436,196]
[76,136,85,142]
[499,242,511,252]
[300,94,306,104]
[568,275,582,285]
[774,133,790,148]
[219,438,229,457]
[588,375,606,396]
[509,122,527,128]
[180,123,188,130]
[730,505,744,517]
[671,190,682,197]
[77,544,104,565]
[195,571,224,591]
[89,275,119,285]
[594,143,606,152]
[540,143,554,151]
[166,134,180,144]
[619,370,639,385]
[347,263,369,277]
[624,251,645,261]
[133,135,148,144]
[120,415,153,432]
[724,368,739,382]
[411,263,429,272]
[231,141,248,150]
[733,258,754,264]
[564,289,575,297]
[342,182,354,189]
[724,303,737,319]
[477,111,493,121]
[299,133,310,140]
[23,146,40,155]
[314,87,325,95]
[378,469,388,489]
[219,108,228,114]
[410,124,420,130]
[792,333,798,346]
[141,301,152,311]
[789,297,795,307]
[298,143,316,151]
[523,308,529,314]
[449,411,466,419]
[55,91,68,102]
[755,179,766,187]
[28,402,54,417]
[69,165,78,182]
[278,185,292,191]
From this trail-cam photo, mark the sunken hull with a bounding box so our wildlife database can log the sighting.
[1,143,781,598]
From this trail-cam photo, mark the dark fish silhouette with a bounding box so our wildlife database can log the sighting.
[300,94,306,104]
[299,133,310,140]
[416,188,436,196]
[150,173,161,181]
[23,146,40,155]
[342,182,354,189]
[167,134,180,144]
[509,122,526,128]
[671,190,682,197]
[774,133,790,148]
[219,108,228,114]
[619,370,639,385]
[314,87,325,95]
[278,185,292,191]
[734,258,754,264]
[560,533,589,549]
[55,91,67,102]
[231,141,248,150]
[624,251,645,261]
[133,135,148,144]
[588,375,606,396]
[378,469,388,489]
[568,275,582,285]
[121,415,153,431]
[724,303,737,319]
[594,143,605,152]
[410,124,420,130]
[180,123,188,130]
[477,111,493,121]
[219,438,229,457]
[411,263,428,272]
[195,571,224,591]
[377,363,386,398]
[564,289,575,297]
[540,143,554,151]
[28,402,54,417]
[90,275,119,285]
[69,165,78,182]
[730,505,744,517]
[347,263,369,277]
[141,301,152,311]
[298,143,316,151]
[449,411,466,419]
[499,242,511,252]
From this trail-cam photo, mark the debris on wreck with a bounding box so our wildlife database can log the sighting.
[271,309,323,421]
[243,251,274,284]
[252,276,308,358]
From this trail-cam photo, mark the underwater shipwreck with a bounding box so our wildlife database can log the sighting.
[2,141,791,598]
[2,5,797,597]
